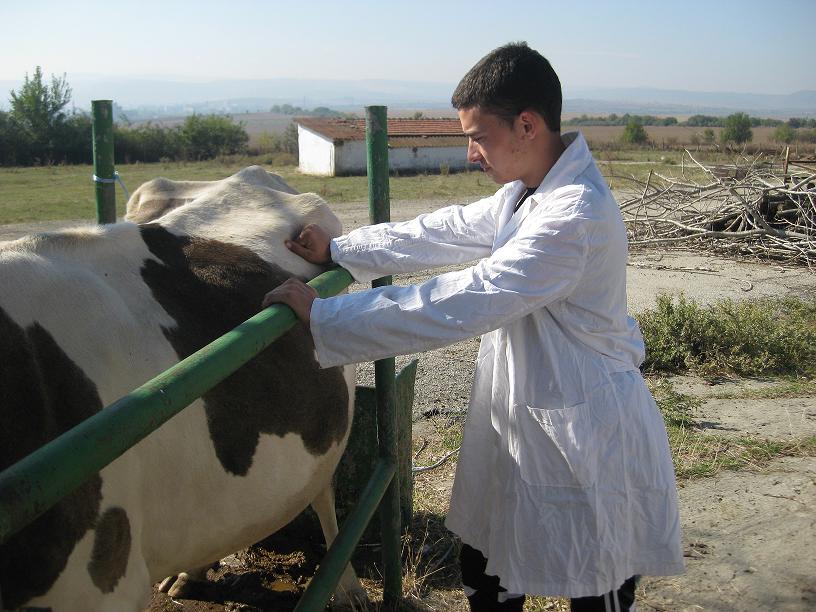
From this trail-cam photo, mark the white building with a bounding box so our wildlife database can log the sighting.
[296,117,473,176]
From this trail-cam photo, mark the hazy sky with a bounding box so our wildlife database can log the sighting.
[2,0,814,94]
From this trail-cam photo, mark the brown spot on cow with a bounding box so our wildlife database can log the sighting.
[0,306,103,609]
[88,507,131,593]
[138,224,349,475]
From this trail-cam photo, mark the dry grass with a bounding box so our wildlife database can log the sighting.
[647,378,816,480]
[578,125,789,148]
[367,372,816,610]
[0,160,497,225]
[340,416,570,611]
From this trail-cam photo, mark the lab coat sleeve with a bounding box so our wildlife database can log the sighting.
[311,205,589,368]
[329,193,503,283]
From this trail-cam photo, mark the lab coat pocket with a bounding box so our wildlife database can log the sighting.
[517,401,600,487]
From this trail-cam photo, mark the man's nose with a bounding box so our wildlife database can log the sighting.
[467,140,482,162]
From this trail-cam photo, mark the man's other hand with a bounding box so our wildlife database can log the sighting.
[286,224,332,264]
[261,278,318,325]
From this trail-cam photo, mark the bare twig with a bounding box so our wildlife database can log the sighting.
[620,151,816,266]
[413,448,461,474]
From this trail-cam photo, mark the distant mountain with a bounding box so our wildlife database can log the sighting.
[0,77,454,114]
[564,87,816,117]
[0,76,812,119]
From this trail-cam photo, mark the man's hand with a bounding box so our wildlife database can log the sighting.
[286,224,332,264]
[261,278,318,325]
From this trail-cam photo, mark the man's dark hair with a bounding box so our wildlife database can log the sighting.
[451,41,562,132]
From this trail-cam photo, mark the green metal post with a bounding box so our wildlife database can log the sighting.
[335,360,417,542]
[293,459,395,612]
[0,267,353,545]
[92,100,116,224]
[366,105,402,606]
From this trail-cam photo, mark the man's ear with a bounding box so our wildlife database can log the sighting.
[518,110,544,139]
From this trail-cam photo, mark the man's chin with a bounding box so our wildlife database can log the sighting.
[483,168,504,184]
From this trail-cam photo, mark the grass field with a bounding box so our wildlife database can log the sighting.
[0,142,793,225]
[579,125,788,147]
[0,159,501,224]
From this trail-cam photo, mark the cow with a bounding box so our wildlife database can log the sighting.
[0,166,365,611]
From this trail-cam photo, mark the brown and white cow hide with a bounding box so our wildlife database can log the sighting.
[0,166,363,611]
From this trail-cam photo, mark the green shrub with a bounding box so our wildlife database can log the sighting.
[181,114,249,160]
[254,131,282,155]
[773,124,796,144]
[720,112,753,145]
[636,294,816,377]
[620,120,649,145]
[115,122,183,163]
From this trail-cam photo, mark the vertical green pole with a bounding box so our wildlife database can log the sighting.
[366,105,402,606]
[92,100,116,224]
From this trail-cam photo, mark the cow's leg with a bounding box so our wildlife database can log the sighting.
[157,565,211,598]
[311,485,369,609]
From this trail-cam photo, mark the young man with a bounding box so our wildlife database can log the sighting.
[263,42,684,611]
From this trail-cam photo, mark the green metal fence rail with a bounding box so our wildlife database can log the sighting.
[0,104,404,611]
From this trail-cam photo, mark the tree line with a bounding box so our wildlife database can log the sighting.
[569,111,816,147]
[269,104,347,118]
[0,67,299,167]
[606,112,816,146]
[565,112,816,129]
[4,67,813,166]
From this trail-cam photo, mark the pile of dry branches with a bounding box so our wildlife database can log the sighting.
[616,151,816,267]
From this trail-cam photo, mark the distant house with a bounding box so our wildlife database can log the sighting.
[295,117,472,176]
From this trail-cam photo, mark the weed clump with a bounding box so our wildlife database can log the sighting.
[636,294,816,378]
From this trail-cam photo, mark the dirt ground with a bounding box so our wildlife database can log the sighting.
[3,197,815,611]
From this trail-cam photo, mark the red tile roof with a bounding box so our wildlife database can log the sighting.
[296,117,465,143]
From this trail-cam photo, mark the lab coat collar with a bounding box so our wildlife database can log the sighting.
[538,131,592,198]
[494,131,592,247]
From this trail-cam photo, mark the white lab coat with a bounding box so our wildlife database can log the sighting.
[310,132,684,598]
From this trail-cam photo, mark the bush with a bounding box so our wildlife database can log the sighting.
[8,66,72,164]
[252,123,297,159]
[0,108,92,166]
[721,112,753,145]
[181,114,249,160]
[686,115,722,127]
[620,120,649,145]
[115,123,183,163]
[0,110,32,165]
[636,294,816,377]
[254,131,282,155]
[56,113,93,164]
[773,124,796,144]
